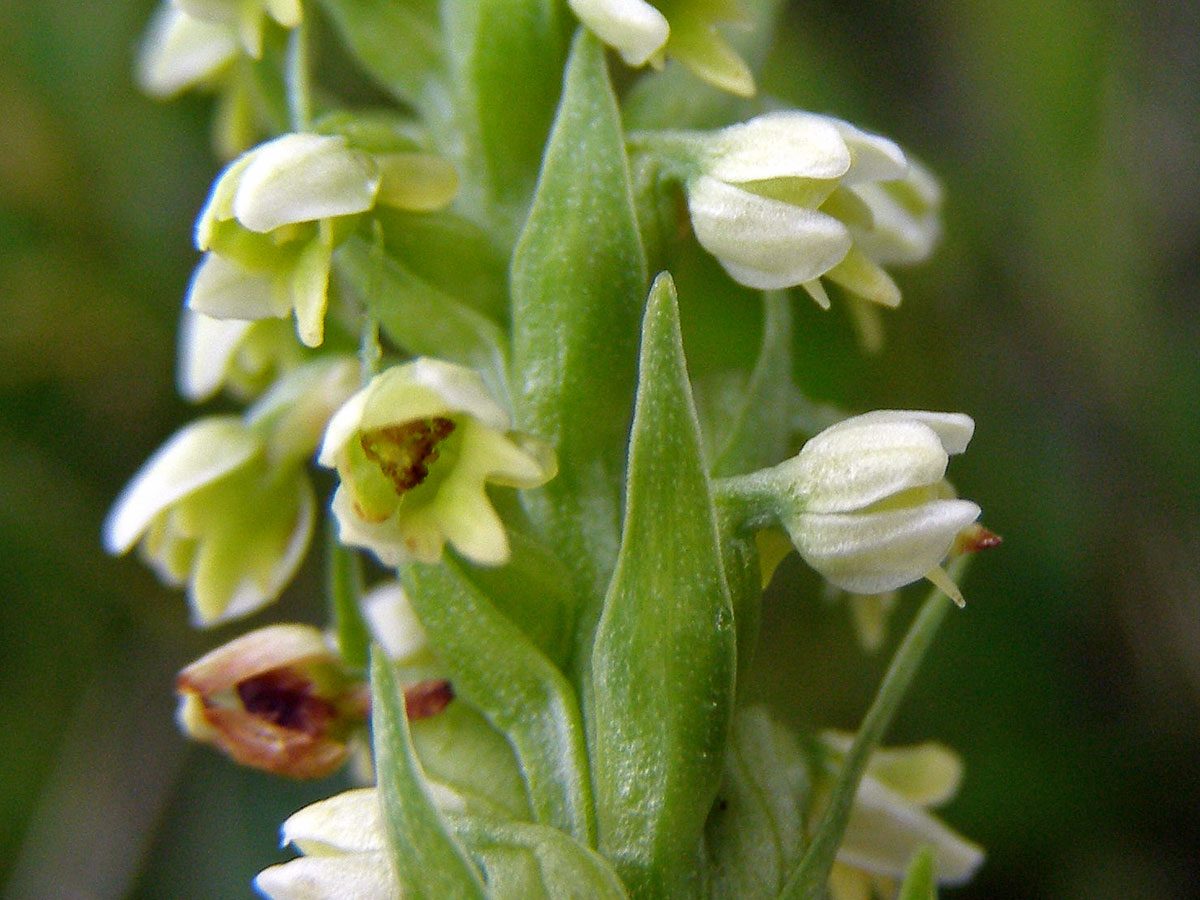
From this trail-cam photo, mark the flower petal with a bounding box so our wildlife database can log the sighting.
[187,252,287,320]
[177,309,254,402]
[688,175,852,290]
[256,852,398,900]
[362,582,428,662]
[788,499,981,594]
[835,776,984,885]
[136,4,237,98]
[821,411,975,456]
[569,0,670,67]
[791,419,949,514]
[281,788,386,855]
[103,417,259,554]
[704,111,851,183]
[233,134,380,233]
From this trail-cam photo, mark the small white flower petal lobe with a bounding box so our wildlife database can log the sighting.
[186,252,283,320]
[569,0,670,67]
[794,420,949,514]
[137,4,237,98]
[281,789,386,855]
[290,237,332,347]
[103,418,259,554]
[824,118,909,184]
[434,471,511,566]
[824,411,975,455]
[233,134,380,233]
[687,176,852,289]
[835,776,984,885]
[790,499,980,594]
[255,852,397,900]
[362,582,428,662]
[178,310,253,401]
[404,358,511,431]
[705,111,851,183]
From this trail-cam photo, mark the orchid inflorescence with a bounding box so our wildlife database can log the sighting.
[108,1,998,898]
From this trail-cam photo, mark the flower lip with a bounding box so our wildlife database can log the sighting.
[568,0,670,67]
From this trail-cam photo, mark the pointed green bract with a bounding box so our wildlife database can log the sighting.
[401,560,595,845]
[442,0,568,234]
[313,0,444,117]
[709,291,794,479]
[369,648,488,900]
[704,708,810,900]
[449,814,632,900]
[511,28,648,607]
[589,273,736,899]
[335,235,508,395]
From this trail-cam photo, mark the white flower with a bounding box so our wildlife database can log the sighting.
[669,111,940,307]
[719,410,979,601]
[188,133,458,347]
[103,417,314,625]
[569,0,754,96]
[318,359,556,567]
[819,733,984,898]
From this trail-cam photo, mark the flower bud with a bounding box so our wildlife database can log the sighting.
[318,359,556,567]
[103,417,314,625]
[568,0,754,96]
[656,111,941,307]
[177,625,369,778]
[718,410,980,601]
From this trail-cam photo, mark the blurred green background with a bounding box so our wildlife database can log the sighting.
[1,0,1198,898]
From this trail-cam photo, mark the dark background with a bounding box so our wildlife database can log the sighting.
[2,1,1198,897]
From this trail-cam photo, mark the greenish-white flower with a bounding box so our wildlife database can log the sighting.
[188,132,459,347]
[569,0,754,97]
[318,359,556,568]
[103,417,315,625]
[818,733,984,898]
[718,410,980,602]
[653,111,940,306]
[175,0,302,59]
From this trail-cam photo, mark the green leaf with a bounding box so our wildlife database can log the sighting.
[375,206,509,322]
[460,528,581,668]
[589,273,736,900]
[511,27,647,606]
[449,814,632,900]
[442,0,568,234]
[708,291,795,478]
[410,699,532,822]
[369,648,489,900]
[402,559,595,845]
[313,0,444,117]
[334,234,508,395]
[897,847,938,900]
[705,708,811,900]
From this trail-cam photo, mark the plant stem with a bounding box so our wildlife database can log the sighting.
[777,556,970,900]
[285,12,313,132]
